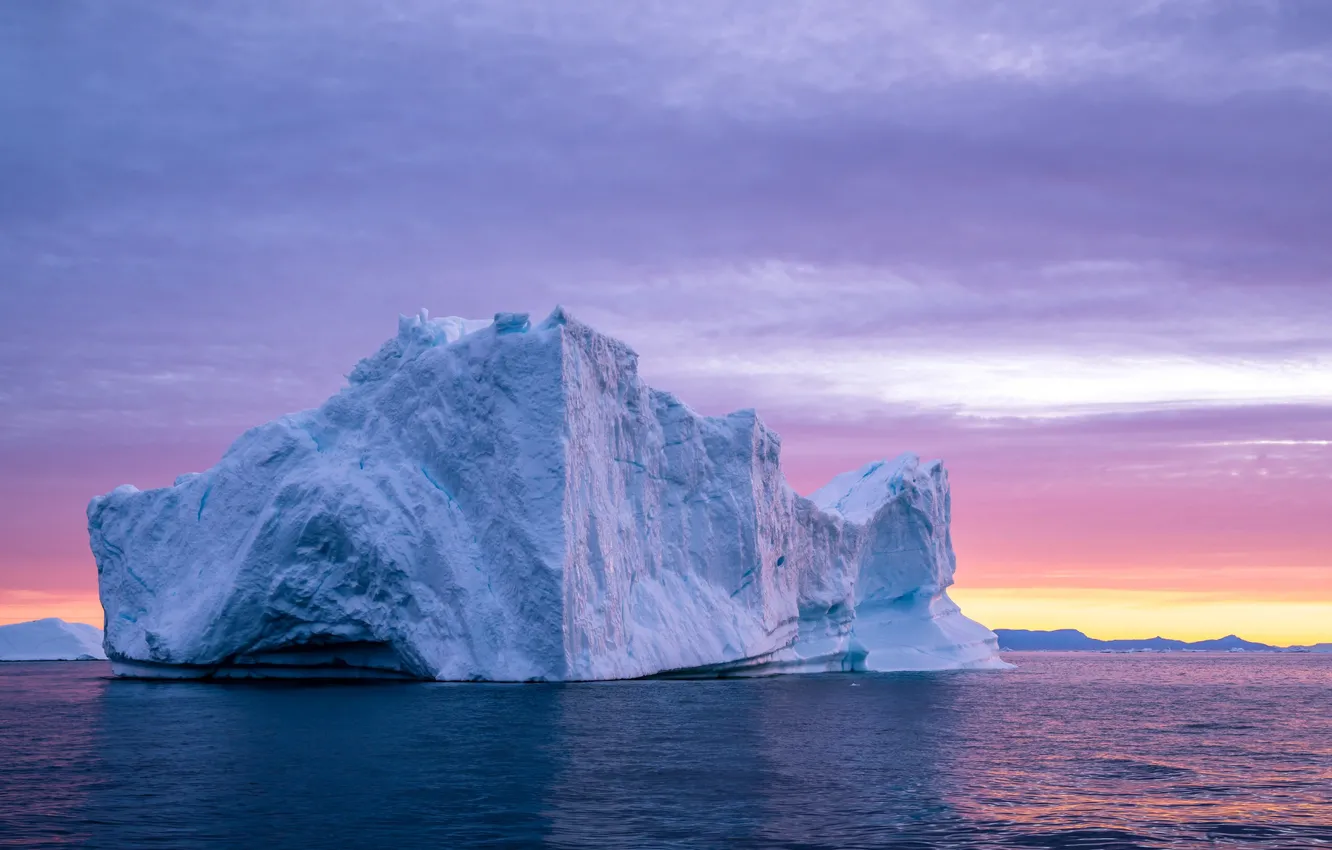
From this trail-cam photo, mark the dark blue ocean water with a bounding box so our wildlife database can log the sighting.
[1,653,1329,849]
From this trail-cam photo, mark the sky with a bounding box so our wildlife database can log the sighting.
[2,0,1330,643]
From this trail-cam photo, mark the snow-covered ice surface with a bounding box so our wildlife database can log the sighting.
[89,308,1008,681]
[0,618,107,661]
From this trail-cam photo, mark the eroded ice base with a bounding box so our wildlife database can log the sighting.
[110,594,1008,681]
[110,642,418,681]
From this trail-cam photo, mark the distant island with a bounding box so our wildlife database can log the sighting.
[996,629,1332,653]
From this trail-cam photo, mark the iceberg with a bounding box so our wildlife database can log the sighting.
[0,618,107,661]
[88,308,1007,680]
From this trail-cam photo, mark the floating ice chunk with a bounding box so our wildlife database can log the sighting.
[0,618,107,661]
[90,307,1008,681]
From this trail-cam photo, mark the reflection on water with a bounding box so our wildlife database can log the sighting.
[1,654,1329,848]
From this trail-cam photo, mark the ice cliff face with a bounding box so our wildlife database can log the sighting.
[89,308,1007,680]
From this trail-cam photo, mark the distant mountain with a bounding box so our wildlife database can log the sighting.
[1183,635,1281,652]
[994,629,1103,651]
[0,618,107,661]
[995,629,1289,653]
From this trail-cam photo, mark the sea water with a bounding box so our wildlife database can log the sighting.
[1,653,1329,848]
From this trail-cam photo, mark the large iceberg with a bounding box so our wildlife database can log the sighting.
[89,308,1007,680]
[0,618,107,661]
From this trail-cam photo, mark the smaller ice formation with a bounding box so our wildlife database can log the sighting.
[0,618,107,661]
[89,307,1008,680]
